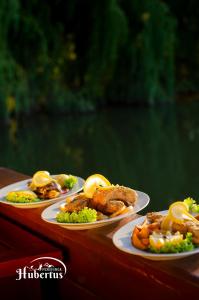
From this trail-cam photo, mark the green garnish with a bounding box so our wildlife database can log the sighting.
[64,175,77,189]
[6,191,40,203]
[184,197,199,213]
[56,207,97,223]
[149,232,195,254]
[6,195,40,203]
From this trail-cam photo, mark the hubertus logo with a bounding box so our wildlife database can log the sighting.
[16,257,67,280]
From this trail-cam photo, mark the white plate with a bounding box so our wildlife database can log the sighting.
[0,176,85,209]
[41,190,150,230]
[113,210,199,260]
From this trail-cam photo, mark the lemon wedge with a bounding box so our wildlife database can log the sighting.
[161,201,199,230]
[168,201,198,224]
[83,174,111,198]
[32,171,53,187]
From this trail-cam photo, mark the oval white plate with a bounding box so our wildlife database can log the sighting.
[41,190,150,230]
[0,176,85,209]
[113,210,199,260]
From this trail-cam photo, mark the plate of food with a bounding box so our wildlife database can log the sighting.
[113,198,199,260]
[41,174,150,230]
[0,171,84,208]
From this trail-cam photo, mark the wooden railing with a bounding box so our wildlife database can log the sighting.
[0,168,198,299]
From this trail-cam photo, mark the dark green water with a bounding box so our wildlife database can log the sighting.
[1,103,199,212]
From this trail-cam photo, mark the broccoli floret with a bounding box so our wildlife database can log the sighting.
[56,207,97,223]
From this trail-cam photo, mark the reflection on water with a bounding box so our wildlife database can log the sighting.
[1,103,199,212]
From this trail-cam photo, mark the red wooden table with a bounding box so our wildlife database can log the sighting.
[0,168,199,299]
[0,215,63,300]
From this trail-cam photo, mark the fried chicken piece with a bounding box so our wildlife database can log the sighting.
[171,222,188,234]
[62,193,90,213]
[89,185,137,215]
[186,221,199,245]
[146,212,164,224]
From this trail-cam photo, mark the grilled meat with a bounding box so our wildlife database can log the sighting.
[28,181,61,199]
[61,193,90,213]
[90,185,137,215]
[146,212,165,224]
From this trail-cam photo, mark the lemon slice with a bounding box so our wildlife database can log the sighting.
[83,174,111,198]
[32,171,53,187]
[34,171,50,177]
[169,201,199,224]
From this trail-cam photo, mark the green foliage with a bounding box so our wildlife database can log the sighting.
[108,0,176,104]
[86,0,128,100]
[167,0,199,94]
[134,0,176,104]
[0,0,177,118]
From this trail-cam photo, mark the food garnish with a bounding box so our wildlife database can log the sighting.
[149,232,194,253]
[31,171,53,188]
[169,201,198,223]
[184,197,199,213]
[57,174,138,224]
[54,174,77,189]
[56,207,97,223]
[161,201,199,231]
[64,175,77,189]
[6,191,39,203]
[131,199,199,254]
[83,174,111,198]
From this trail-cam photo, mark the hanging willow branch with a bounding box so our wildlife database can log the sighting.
[0,0,177,119]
